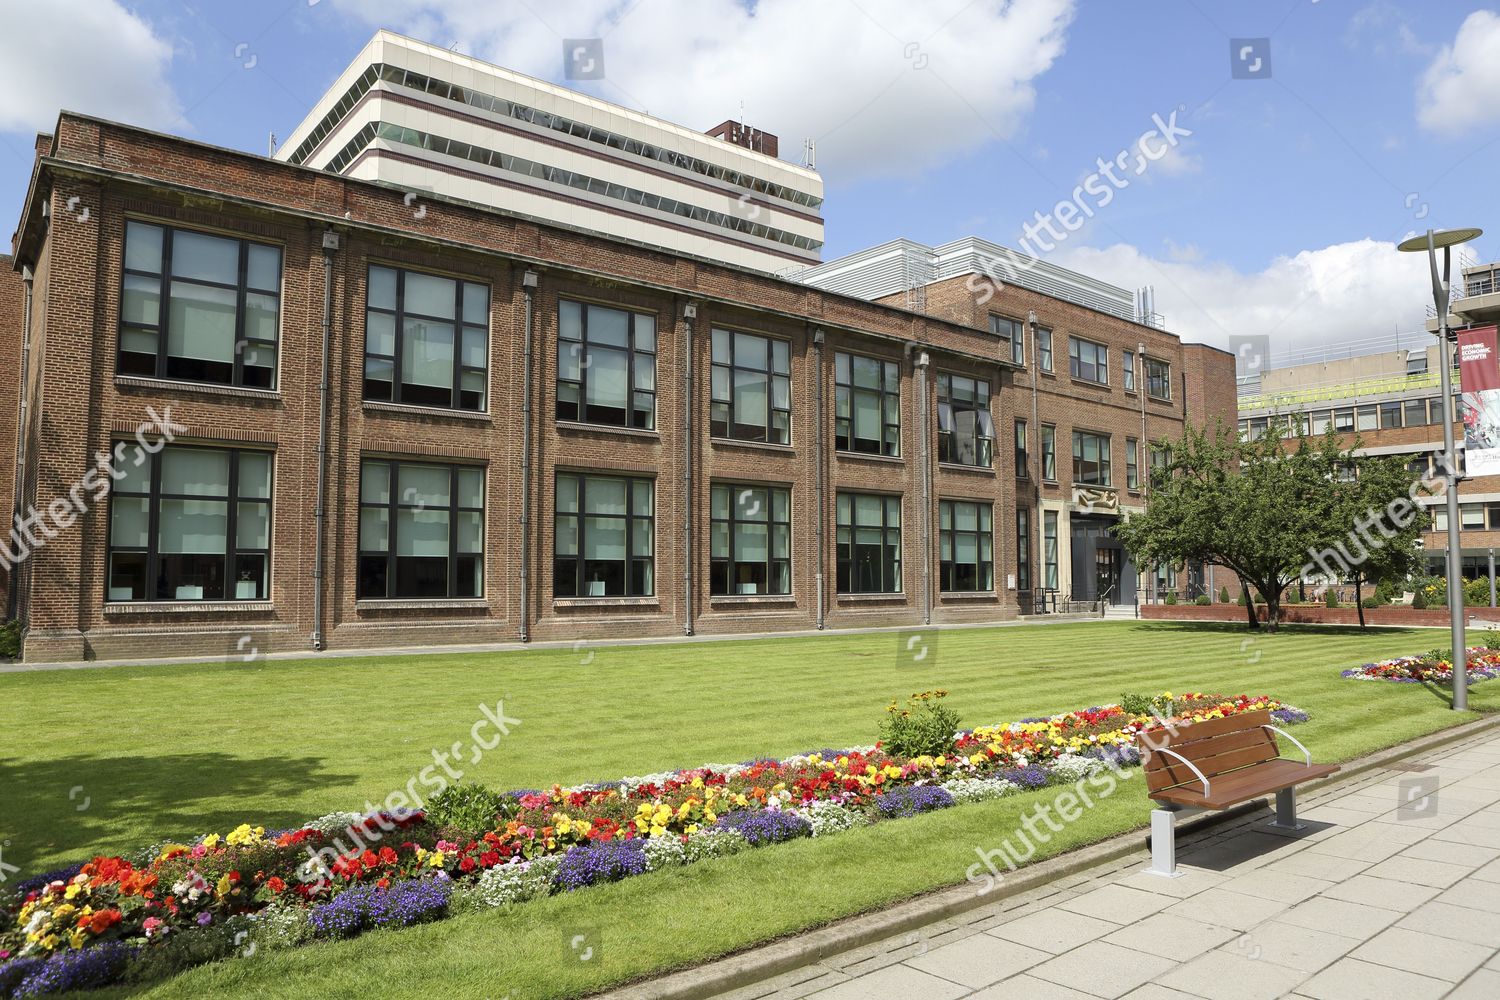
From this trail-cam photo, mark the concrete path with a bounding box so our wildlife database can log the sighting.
[712,727,1500,1000]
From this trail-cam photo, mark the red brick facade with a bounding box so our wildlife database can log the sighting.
[3,114,1235,660]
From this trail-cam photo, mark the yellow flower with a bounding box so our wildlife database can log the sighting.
[63,885,80,901]
[428,851,446,868]
[201,834,221,849]
[68,929,87,950]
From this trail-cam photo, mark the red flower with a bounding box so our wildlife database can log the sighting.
[266,877,286,893]
[458,856,477,874]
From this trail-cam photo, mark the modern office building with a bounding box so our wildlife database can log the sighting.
[274,31,824,275]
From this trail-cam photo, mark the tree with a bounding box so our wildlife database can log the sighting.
[1325,453,1427,628]
[1115,420,1423,632]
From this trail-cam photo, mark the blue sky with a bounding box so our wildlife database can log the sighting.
[3,0,1498,360]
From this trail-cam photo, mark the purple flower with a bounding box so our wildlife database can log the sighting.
[714,809,813,846]
[875,786,956,819]
[1270,707,1310,725]
[553,840,648,892]
[196,911,213,927]
[1000,766,1051,790]
[307,877,453,939]
[8,864,86,899]
[5,944,135,997]
[1086,745,1141,768]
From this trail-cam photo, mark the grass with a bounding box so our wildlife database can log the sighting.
[2,620,1495,998]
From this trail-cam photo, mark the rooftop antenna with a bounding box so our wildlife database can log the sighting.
[803,137,817,170]
[268,132,277,157]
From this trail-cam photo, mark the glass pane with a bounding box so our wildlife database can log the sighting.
[556,474,578,513]
[735,487,766,521]
[772,488,788,523]
[171,230,239,284]
[456,510,482,553]
[712,327,730,364]
[245,292,279,343]
[368,266,397,311]
[711,485,729,520]
[711,521,728,558]
[771,523,789,559]
[634,314,656,353]
[586,348,629,408]
[110,497,149,548]
[457,467,484,508]
[854,494,881,525]
[121,327,157,357]
[238,452,271,498]
[735,332,768,370]
[124,222,163,273]
[167,282,237,362]
[631,518,652,556]
[158,499,228,553]
[162,449,230,497]
[247,244,280,291]
[366,311,396,355]
[735,369,769,424]
[559,300,583,340]
[360,507,389,551]
[631,481,652,516]
[402,319,455,389]
[397,508,448,555]
[555,514,578,555]
[737,522,768,560]
[400,465,451,508]
[461,327,486,368]
[362,461,390,504]
[585,478,627,515]
[236,501,269,548]
[588,305,629,348]
[122,274,160,326]
[583,516,626,558]
[116,451,152,495]
[404,271,456,318]
[462,283,489,324]
[955,503,977,531]
[771,339,789,373]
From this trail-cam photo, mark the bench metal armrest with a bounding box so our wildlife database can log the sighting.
[1152,747,1211,796]
[1262,724,1311,765]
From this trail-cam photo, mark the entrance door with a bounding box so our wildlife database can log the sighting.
[1095,547,1121,605]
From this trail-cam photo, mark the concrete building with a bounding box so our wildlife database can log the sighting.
[274,31,824,275]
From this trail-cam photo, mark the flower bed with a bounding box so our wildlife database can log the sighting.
[1342,646,1500,685]
[0,691,1303,996]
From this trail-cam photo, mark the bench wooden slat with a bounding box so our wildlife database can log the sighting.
[1150,759,1340,809]
[1139,708,1272,744]
[1142,727,1279,792]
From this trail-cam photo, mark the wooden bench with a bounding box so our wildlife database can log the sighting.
[1136,709,1339,877]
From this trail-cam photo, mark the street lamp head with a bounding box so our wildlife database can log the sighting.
[1397,227,1483,253]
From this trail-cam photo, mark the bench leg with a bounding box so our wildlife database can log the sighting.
[1268,787,1305,831]
[1143,807,1185,878]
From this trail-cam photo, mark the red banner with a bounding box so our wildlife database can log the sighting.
[1459,325,1500,475]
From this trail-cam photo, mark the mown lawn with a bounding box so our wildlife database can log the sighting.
[2,621,1494,998]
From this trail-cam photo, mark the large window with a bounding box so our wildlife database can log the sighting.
[1043,510,1059,589]
[358,460,484,599]
[1073,430,1112,486]
[711,329,790,444]
[1071,337,1109,385]
[119,221,281,389]
[107,445,272,602]
[1037,327,1054,372]
[711,484,790,595]
[1146,358,1171,400]
[555,473,654,597]
[990,315,1025,365]
[835,352,900,456]
[364,265,489,411]
[936,374,994,467]
[557,300,656,429]
[1017,507,1032,591]
[1126,437,1140,490]
[939,500,993,592]
[1015,419,1029,479]
[1040,424,1057,481]
[836,493,902,594]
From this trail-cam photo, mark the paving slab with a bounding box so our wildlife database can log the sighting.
[903,935,1050,989]
[1348,926,1493,983]
[1155,950,1307,1000]
[1026,940,1177,999]
[1296,956,1451,1000]
[804,963,968,1000]
[986,907,1121,954]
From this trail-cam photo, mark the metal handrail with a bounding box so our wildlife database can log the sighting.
[1151,747,1211,796]
[1262,724,1312,766]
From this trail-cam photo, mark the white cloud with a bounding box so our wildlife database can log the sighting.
[329,0,1076,179]
[0,0,182,135]
[1052,239,1435,362]
[1417,9,1500,135]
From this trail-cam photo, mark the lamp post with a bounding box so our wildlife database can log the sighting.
[1398,227,1484,711]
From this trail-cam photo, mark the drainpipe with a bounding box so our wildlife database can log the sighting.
[683,300,698,636]
[311,231,340,651]
[1028,311,1040,608]
[519,269,538,642]
[812,326,826,629]
[1138,340,1150,603]
[8,267,34,622]
[908,344,932,625]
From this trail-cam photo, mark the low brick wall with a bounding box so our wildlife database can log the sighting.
[1140,604,1500,626]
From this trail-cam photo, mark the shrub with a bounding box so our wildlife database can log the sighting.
[1219,585,1230,603]
[124,915,255,983]
[1361,596,1380,609]
[1465,577,1492,608]
[1164,592,1178,605]
[1194,594,1212,605]
[1413,588,1429,610]
[0,620,20,660]
[875,786,956,819]
[553,841,648,892]
[714,809,812,846]
[878,690,961,758]
[1120,692,1154,716]
[1324,590,1339,608]
[423,782,506,837]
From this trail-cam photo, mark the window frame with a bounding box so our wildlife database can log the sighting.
[1072,430,1113,486]
[357,458,485,600]
[935,373,995,467]
[106,444,273,603]
[938,499,994,593]
[1126,436,1140,490]
[118,220,282,390]
[710,327,792,445]
[710,483,792,596]
[1122,350,1136,392]
[1016,506,1032,592]
[363,264,490,412]
[555,298,657,429]
[553,473,655,598]
[1040,424,1057,481]
[1043,509,1059,590]
[1145,357,1172,400]
[1069,336,1109,385]
[835,492,903,594]
[1015,418,1029,479]
[1036,327,1054,372]
[989,315,1025,365]
[834,351,901,457]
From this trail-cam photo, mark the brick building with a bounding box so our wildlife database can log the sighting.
[3,110,1233,662]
